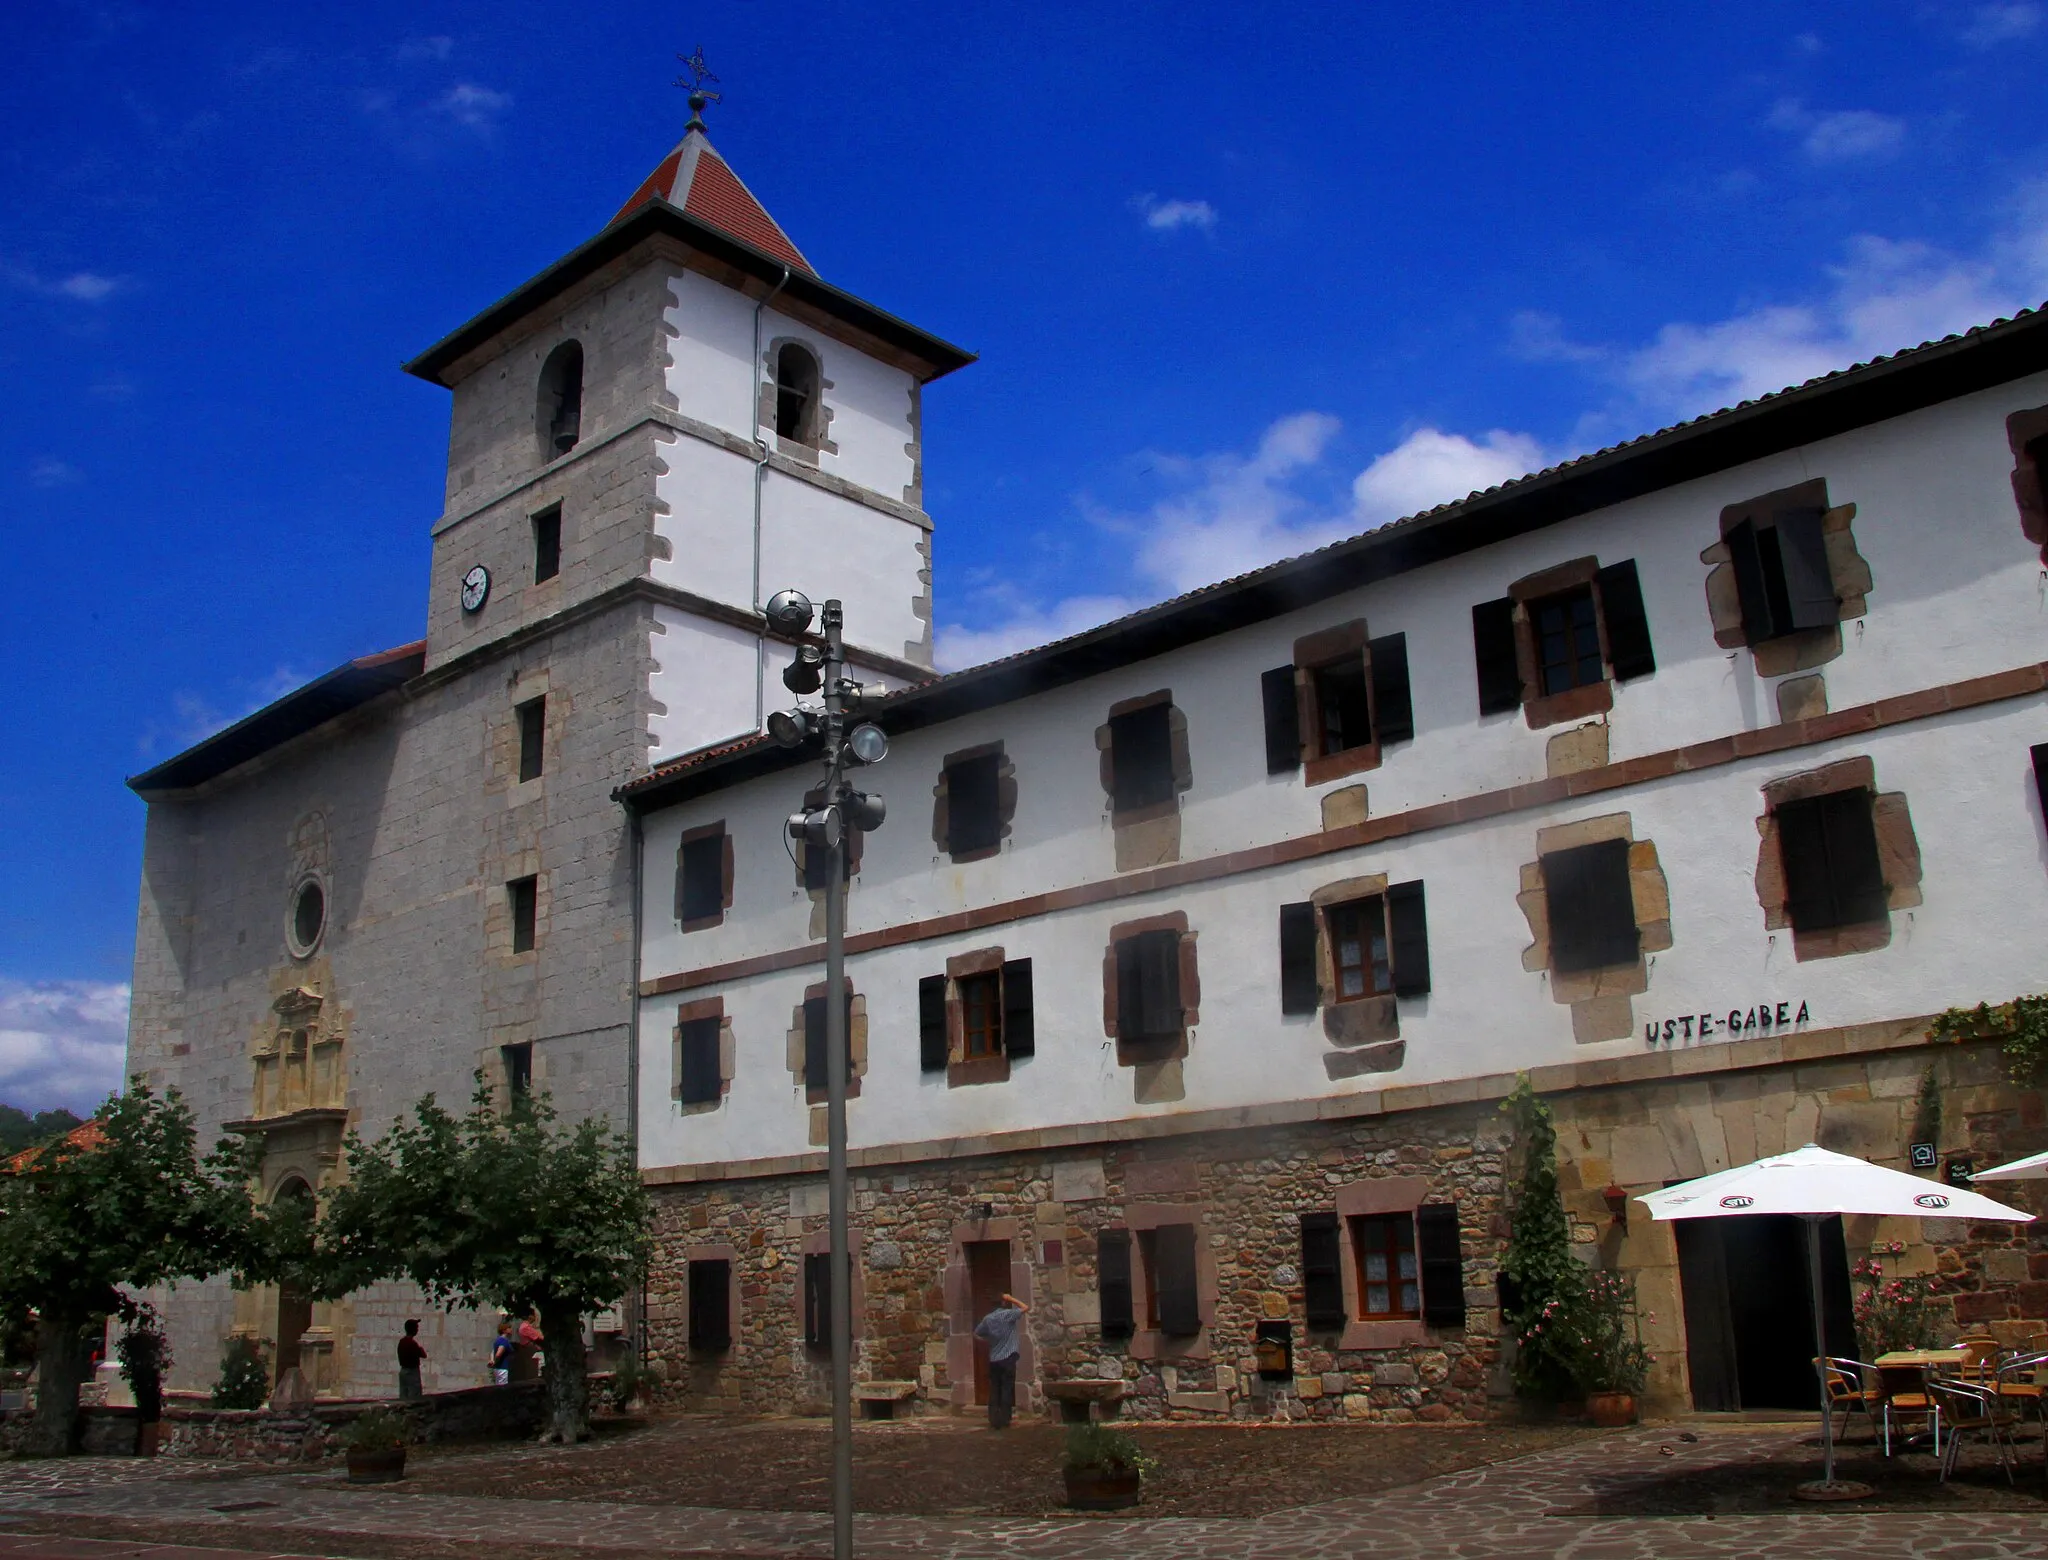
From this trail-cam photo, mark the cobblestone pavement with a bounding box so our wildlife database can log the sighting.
[5,1427,2048,1559]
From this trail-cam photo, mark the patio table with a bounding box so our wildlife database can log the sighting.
[1876,1349,1967,1370]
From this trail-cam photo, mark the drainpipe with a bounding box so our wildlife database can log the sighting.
[751,263,793,733]
[625,806,646,1370]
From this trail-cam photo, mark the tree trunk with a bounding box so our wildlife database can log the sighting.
[24,1314,92,1457]
[535,1299,590,1444]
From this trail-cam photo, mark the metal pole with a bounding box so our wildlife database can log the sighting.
[820,599,855,1560]
[1805,1214,1835,1487]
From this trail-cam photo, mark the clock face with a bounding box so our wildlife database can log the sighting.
[460,565,491,614]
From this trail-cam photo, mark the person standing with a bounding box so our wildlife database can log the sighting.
[973,1291,1029,1430]
[490,1321,515,1386]
[396,1320,426,1400]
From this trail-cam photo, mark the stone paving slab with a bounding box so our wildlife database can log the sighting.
[6,1428,2048,1559]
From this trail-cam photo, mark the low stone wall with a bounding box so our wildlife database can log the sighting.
[1,1382,545,1460]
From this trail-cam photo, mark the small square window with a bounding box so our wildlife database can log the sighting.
[1777,789,1887,932]
[516,697,545,783]
[1350,1214,1420,1320]
[1310,656,1373,756]
[1324,897,1390,1001]
[508,876,538,953]
[1115,929,1183,1049]
[959,972,1002,1059]
[675,1016,722,1105]
[1540,838,1638,974]
[678,829,727,927]
[532,505,562,584]
[1532,587,1603,696]
[1108,703,1176,813]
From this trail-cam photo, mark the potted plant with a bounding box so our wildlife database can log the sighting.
[1061,1423,1154,1511]
[341,1407,411,1483]
[115,1308,170,1456]
[1563,1270,1652,1426]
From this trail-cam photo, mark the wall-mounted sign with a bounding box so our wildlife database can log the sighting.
[1909,1142,1938,1170]
[1644,1000,1811,1049]
[1944,1155,1974,1187]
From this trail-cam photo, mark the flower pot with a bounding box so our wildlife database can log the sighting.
[1585,1391,1637,1427]
[1063,1464,1141,1511]
[346,1447,407,1484]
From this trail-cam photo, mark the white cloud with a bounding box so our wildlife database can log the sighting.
[5,264,122,303]
[0,980,129,1115]
[936,592,1144,671]
[1963,2,2040,46]
[141,665,311,756]
[438,82,511,131]
[1133,194,1218,233]
[28,458,81,488]
[1352,428,1549,525]
[1768,99,1906,163]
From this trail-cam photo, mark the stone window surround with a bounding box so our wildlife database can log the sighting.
[930,741,1018,864]
[789,978,867,1105]
[535,338,584,463]
[491,857,544,966]
[684,1242,740,1355]
[942,1215,1035,1407]
[527,500,565,594]
[1308,875,1400,1054]
[1096,689,1193,873]
[500,670,554,796]
[1753,755,1923,962]
[1101,912,1200,1069]
[1118,1202,1217,1361]
[2006,406,2048,562]
[758,336,838,465]
[671,995,736,1113]
[284,872,328,961]
[1292,619,1382,785]
[1701,478,1872,682]
[675,820,736,933]
[1516,813,1672,1044]
[798,1225,866,1348]
[943,946,1011,1087]
[1324,1176,1433,1350]
[1505,558,1618,731]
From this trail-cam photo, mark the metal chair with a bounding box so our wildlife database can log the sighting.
[1818,1357,1878,1442]
[1928,1377,2015,1483]
[1876,1362,1942,1456]
[1994,1349,2048,1423]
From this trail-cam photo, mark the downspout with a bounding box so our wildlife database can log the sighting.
[752,263,794,733]
[626,805,646,1370]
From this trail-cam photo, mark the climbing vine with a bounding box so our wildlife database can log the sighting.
[1929,995,2048,1083]
[1498,1075,1582,1400]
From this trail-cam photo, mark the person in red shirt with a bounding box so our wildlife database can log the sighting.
[396,1319,426,1400]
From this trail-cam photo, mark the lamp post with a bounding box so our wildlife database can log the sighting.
[765,590,886,1560]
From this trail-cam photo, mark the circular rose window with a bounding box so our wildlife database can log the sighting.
[288,878,326,957]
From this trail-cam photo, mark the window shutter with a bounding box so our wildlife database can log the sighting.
[1117,930,1183,1044]
[803,1251,829,1348]
[1472,598,1522,714]
[1726,519,1779,642]
[918,975,949,1073]
[1110,703,1176,811]
[676,1016,723,1105]
[1415,1203,1466,1329]
[1821,789,1887,927]
[1278,902,1319,1015]
[1774,508,1838,631]
[1099,1230,1135,1339]
[1261,666,1302,773]
[688,1259,731,1351]
[2033,743,2048,830]
[803,992,852,1087]
[947,753,1003,856]
[1300,1213,1345,1328]
[1000,958,1035,1057]
[1386,880,1431,998]
[679,833,724,923]
[1542,838,1640,973]
[1367,633,1413,745]
[1154,1224,1202,1337]
[1595,559,1656,682]
[1776,796,1836,930]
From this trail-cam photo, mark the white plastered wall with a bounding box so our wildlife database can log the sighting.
[648,608,762,761]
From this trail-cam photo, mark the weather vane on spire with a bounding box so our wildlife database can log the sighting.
[674,47,721,133]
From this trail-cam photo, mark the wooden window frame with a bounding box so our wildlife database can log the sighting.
[1475,557,1655,729]
[1528,585,1604,699]
[1350,1212,1422,1322]
[676,821,735,932]
[1121,1203,1215,1359]
[1323,894,1392,1004]
[926,949,1033,1087]
[958,971,1002,1060]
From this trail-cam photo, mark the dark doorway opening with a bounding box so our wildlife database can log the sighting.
[965,1239,1011,1405]
[272,1178,315,1380]
[1675,1213,1855,1411]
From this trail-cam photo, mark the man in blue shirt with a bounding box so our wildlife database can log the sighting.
[972,1291,1029,1429]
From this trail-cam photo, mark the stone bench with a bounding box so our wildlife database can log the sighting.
[1043,1380,1125,1423]
[855,1381,920,1420]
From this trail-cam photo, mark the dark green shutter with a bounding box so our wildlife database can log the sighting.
[1110,703,1175,811]
[1118,930,1182,1045]
[1774,508,1838,631]
[1726,519,1778,642]
[1261,666,1302,773]
[1279,902,1319,1015]
[1387,880,1431,997]
[1099,1231,1135,1339]
[676,1016,722,1105]
[918,975,948,1073]
[678,833,724,923]
[1155,1224,1202,1337]
[1368,632,1413,744]
[1415,1203,1466,1328]
[1780,790,1887,931]
[1595,559,1656,682]
[1542,838,1640,973]
[803,996,827,1088]
[1301,1213,1345,1328]
[1472,598,1522,714]
[1001,958,1034,1057]
[947,753,1003,856]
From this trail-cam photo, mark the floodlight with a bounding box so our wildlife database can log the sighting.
[764,589,815,639]
[846,723,889,765]
[788,805,842,851]
[766,709,814,748]
[842,790,887,832]
[783,644,825,695]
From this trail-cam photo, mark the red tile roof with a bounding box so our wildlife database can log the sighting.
[612,131,814,276]
[2,1118,107,1176]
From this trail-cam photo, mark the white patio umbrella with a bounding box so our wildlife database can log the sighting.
[1969,1147,2048,1182]
[1637,1143,2034,1493]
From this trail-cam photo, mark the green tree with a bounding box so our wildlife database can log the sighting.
[316,1080,650,1443]
[0,1105,84,1157]
[1497,1075,1583,1400]
[0,1083,254,1455]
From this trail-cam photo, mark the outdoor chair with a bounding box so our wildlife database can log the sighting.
[1875,1363,1942,1456]
[1818,1357,1878,1442]
[1994,1349,2048,1423]
[1958,1335,2001,1383]
[1928,1378,2015,1484]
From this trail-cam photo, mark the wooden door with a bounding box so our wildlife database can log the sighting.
[965,1240,1011,1404]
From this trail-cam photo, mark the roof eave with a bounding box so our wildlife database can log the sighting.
[401,201,976,388]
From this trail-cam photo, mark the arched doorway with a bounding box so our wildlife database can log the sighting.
[271,1178,315,1379]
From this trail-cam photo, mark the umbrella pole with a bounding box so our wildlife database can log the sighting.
[1806,1215,1835,1486]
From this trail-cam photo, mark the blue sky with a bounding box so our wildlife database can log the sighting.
[5,1,2046,1110]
